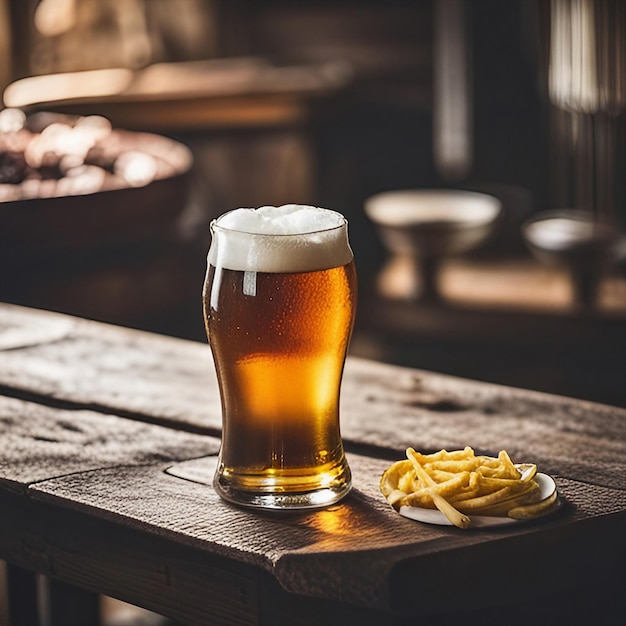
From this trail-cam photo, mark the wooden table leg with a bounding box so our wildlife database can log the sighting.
[6,563,39,626]
[5,565,101,626]
[46,577,101,626]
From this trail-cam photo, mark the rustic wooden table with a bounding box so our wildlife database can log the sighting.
[0,303,624,626]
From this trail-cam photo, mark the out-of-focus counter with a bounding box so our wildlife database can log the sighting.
[356,256,626,408]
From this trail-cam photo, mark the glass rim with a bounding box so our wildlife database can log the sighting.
[210,209,348,237]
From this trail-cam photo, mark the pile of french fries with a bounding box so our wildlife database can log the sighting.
[380,447,558,529]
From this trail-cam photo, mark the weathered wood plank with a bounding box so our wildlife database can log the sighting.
[0,486,261,626]
[339,359,626,490]
[0,481,392,626]
[0,303,220,434]
[1,304,625,623]
[20,454,626,611]
[0,395,218,490]
[0,304,75,350]
[1,304,624,490]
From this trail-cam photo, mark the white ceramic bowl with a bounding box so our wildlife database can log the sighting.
[365,189,502,258]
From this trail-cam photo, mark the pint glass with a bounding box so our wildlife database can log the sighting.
[202,205,357,509]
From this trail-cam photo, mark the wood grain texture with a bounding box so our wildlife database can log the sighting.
[0,304,220,434]
[0,305,75,350]
[0,487,260,626]
[339,358,626,490]
[0,395,218,490]
[23,454,626,610]
[1,304,624,489]
[1,304,625,623]
[0,482,392,626]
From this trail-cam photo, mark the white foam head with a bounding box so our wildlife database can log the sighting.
[208,204,353,272]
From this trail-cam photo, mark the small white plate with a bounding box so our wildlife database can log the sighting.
[398,473,559,528]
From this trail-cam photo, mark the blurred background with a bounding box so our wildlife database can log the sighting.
[0,0,624,409]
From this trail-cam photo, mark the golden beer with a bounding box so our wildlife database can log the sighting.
[202,205,356,509]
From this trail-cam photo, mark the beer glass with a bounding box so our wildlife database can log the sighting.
[202,205,357,509]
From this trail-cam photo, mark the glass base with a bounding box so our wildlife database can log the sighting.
[213,464,352,510]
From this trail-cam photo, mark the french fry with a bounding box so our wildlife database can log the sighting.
[401,471,472,508]
[450,487,516,511]
[380,460,412,497]
[517,463,538,482]
[407,447,471,529]
[380,446,557,528]
[399,490,437,509]
[508,490,558,520]
[386,489,409,507]
[477,487,543,517]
